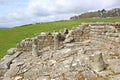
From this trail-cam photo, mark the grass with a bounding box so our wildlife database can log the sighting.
[0,17,120,59]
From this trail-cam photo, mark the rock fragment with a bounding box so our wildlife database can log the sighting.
[32,37,39,57]
[54,32,60,50]
[93,51,107,72]
[7,48,17,55]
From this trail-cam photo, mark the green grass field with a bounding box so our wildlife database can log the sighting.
[0,18,120,59]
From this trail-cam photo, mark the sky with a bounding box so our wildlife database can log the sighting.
[0,0,120,28]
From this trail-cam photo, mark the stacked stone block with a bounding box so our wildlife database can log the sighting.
[16,32,54,52]
[16,23,120,54]
[37,33,54,50]
[66,23,120,54]
[16,38,32,52]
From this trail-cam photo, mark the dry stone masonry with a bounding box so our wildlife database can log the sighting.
[0,22,120,80]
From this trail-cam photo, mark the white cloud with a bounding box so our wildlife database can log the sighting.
[28,0,120,15]
[0,0,120,28]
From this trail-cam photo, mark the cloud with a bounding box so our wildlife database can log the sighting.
[0,0,120,28]
[28,0,120,15]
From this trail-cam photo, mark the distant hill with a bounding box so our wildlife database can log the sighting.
[70,8,120,20]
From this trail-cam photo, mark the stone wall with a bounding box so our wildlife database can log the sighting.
[16,23,120,54]
[16,38,32,52]
[16,32,54,52]
[37,33,54,50]
[66,22,120,54]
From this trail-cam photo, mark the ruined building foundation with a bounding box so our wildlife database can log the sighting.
[0,23,120,80]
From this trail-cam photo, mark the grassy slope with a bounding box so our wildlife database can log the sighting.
[0,18,120,58]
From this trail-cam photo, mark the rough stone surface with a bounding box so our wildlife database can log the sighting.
[93,51,106,72]
[64,37,74,43]
[0,52,22,69]
[54,32,59,50]
[7,48,17,55]
[5,66,19,77]
[0,23,120,80]
[32,45,39,57]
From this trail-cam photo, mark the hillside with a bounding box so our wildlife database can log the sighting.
[70,8,120,20]
[0,17,120,59]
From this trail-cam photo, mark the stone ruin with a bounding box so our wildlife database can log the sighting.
[0,22,120,80]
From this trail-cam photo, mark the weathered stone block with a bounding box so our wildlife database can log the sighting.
[54,32,59,50]
[32,45,39,57]
[93,51,107,72]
